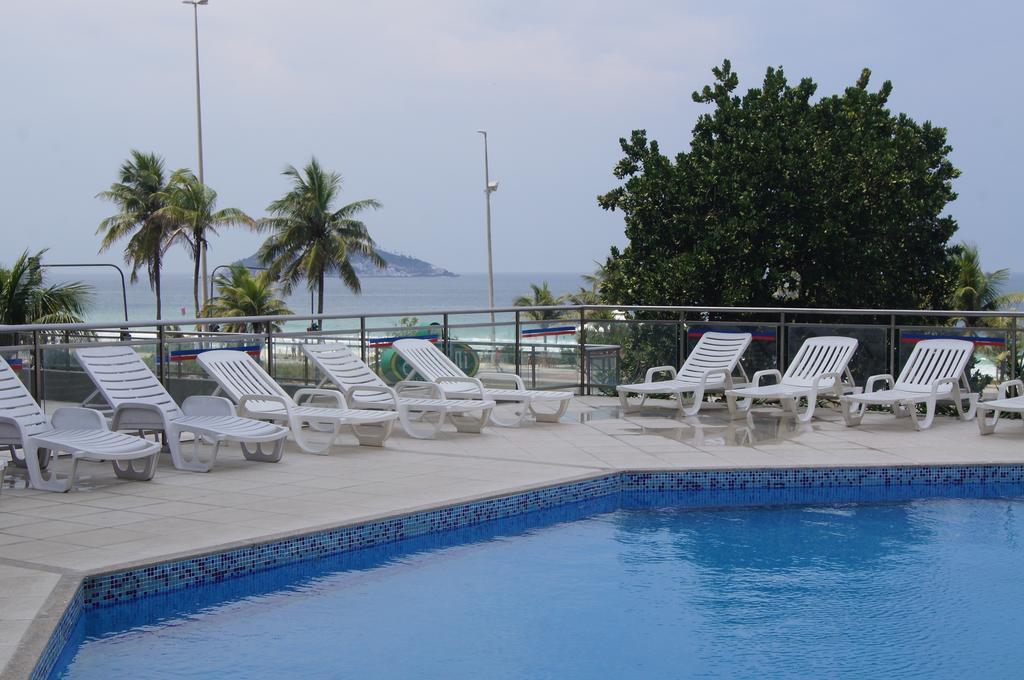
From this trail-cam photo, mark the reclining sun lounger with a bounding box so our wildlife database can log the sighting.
[840,339,978,430]
[393,339,573,427]
[977,379,1024,435]
[197,349,399,452]
[0,356,161,491]
[74,345,289,472]
[302,343,495,439]
[725,336,860,422]
[616,331,752,416]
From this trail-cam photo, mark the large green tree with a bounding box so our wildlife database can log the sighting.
[599,61,960,310]
[258,158,385,317]
[96,150,176,319]
[158,170,256,316]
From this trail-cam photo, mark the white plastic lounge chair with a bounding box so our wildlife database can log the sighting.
[616,332,752,416]
[977,379,1024,435]
[196,349,399,452]
[74,345,289,473]
[0,357,161,492]
[840,339,978,430]
[393,339,573,427]
[301,343,495,439]
[725,336,860,423]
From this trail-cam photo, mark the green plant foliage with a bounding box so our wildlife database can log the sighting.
[0,250,91,326]
[599,60,960,311]
[204,264,292,333]
[513,282,567,321]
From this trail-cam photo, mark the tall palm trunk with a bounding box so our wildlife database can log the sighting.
[153,250,163,321]
[192,243,202,317]
[317,269,325,315]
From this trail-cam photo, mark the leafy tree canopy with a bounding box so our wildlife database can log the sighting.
[599,61,960,310]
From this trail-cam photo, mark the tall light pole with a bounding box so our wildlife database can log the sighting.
[476,131,498,332]
[183,0,209,308]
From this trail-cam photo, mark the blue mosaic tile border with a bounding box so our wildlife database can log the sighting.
[31,463,1024,679]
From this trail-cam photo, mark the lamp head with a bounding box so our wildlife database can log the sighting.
[487,181,499,193]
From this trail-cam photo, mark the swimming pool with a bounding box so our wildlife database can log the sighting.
[51,483,1024,679]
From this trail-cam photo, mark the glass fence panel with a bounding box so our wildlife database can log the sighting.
[585,320,680,391]
[787,324,888,384]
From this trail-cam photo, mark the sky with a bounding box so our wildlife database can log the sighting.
[1,1,1021,275]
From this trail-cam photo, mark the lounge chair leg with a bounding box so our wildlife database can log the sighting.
[530,399,570,423]
[977,407,999,435]
[166,429,216,472]
[240,438,285,463]
[398,406,444,439]
[913,400,936,431]
[352,420,393,447]
[794,395,816,423]
[450,407,490,434]
[726,394,751,420]
[617,390,638,414]
[680,389,704,417]
[112,454,159,481]
[22,444,71,493]
[840,397,864,427]
[291,422,333,454]
[489,403,530,427]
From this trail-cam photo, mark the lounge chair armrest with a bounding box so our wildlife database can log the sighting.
[51,407,108,431]
[477,372,526,390]
[182,395,237,418]
[394,381,444,400]
[698,368,731,387]
[348,384,400,406]
[931,376,961,398]
[644,365,677,383]
[238,393,294,416]
[110,402,168,431]
[865,374,894,393]
[0,414,28,441]
[752,369,783,387]
[437,376,487,398]
[294,388,348,409]
[812,371,845,394]
[998,379,1024,399]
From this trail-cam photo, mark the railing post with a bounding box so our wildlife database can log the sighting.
[678,311,686,367]
[31,330,43,402]
[359,316,367,363]
[579,307,586,395]
[514,310,522,377]
[889,314,897,378]
[778,312,787,373]
[265,326,274,377]
[1010,314,1018,381]
[443,313,450,356]
[157,325,167,384]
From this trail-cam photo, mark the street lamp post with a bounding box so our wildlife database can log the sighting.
[476,131,499,359]
[183,0,209,308]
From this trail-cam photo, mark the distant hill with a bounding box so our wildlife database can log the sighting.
[237,249,456,278]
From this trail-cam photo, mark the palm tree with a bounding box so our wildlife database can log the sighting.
[204,264,292,333]
[0,250,92,326]
[514,282,566,322]
[96,150,176,319]
[949,243,1024,327]
[258,158,385,317]
[158,170,256,316]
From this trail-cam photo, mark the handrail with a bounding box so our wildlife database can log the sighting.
[0,303,1021,334]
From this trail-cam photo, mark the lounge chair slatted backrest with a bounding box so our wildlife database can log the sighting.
[0,358,53,437]
[677,332,751,383]
[782,337,859,388]
[202,350,292,409]
[895,339,974,393]
[395,340,464,382]
[304,344,393,405]
[73,345,184,418]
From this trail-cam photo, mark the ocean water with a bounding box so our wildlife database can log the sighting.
[45,271,588,323]
[52,494,1024,679]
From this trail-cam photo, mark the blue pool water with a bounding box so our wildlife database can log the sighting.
[53,491,1024,679]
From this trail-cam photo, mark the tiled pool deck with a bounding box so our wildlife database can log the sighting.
[3,396,1024,678]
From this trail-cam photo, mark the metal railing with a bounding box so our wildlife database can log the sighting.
[0,303,1020,407]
